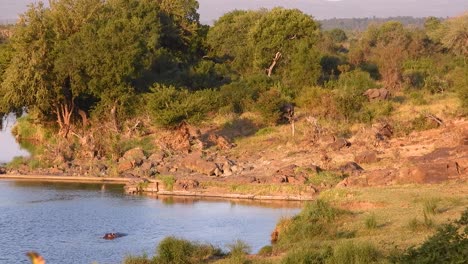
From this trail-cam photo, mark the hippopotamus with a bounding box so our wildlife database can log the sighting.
[103,232,127,240]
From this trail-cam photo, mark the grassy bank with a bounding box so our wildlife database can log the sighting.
[123,182,467,263]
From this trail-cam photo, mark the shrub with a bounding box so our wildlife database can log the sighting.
[225,240,251,264]
[275,200,347,247]
[365,214,378,229]
[155,236,222,264]
[255,89,288,125]
[394,208,468,264]
[295,86,339,119]
[423,198,441,215]
[410,114,439,131]
[157,175,176,191]
[258,245,273,256]
[328,70,376,122]
[147,84,218,127]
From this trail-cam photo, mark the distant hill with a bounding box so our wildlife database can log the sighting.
[319,16,439,31]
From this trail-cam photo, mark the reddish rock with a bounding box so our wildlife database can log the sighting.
[118,161,133,172]
[328,138,351,151]
[355,151,378,164]
[182,153,218,176]
[175,179,200,191]
[399,162,461,184]
[365,169,396,186]
[363,88,389,101]
[123,148,146,163]
[148,152,165,164]
[338,162,363,175]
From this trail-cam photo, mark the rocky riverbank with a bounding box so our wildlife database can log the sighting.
[2,118,467,200]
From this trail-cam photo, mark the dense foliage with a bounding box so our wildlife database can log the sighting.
[0,1,466,136]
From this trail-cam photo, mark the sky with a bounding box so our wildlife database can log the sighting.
[0,0,467,24]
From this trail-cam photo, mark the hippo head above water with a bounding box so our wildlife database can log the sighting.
[103,233,126,240]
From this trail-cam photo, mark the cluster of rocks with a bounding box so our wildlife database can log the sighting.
[181,152,251,177]
[272,164,321,185]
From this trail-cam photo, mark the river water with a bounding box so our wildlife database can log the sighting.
[0,180,301,264]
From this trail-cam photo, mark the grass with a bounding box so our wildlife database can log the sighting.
[422,198,441,215]
[307,171,346,187]
[202,181,311,196]
[327,241,382,264]
[365,214,378,229]
[157,175,176,191]
[124,237,223,264]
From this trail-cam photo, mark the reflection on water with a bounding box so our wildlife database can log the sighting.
[0,113,30,164]
[0,180,301,264]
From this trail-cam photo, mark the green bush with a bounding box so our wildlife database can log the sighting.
[255,89,288,125]
[258,245,273,256]
[147,84,218,127]
[225,240,251,264]
[275,200,348,248]
[155,236,222,264]
[394,208,468,263]
[327,70,377,122]
[157,175,176,191]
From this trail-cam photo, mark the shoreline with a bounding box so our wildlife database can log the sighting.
[0,174,130,184]
[0,174,314,201]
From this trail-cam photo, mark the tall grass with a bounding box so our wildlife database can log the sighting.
[274,200,348,249]
[422,198,440,215]
[327,241,381,264]
[364,214,378,229]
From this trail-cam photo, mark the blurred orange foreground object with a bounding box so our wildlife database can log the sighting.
[26,251,46,264]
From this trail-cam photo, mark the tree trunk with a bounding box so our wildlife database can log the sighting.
[55,100,74,138]
[110,102,119,132]
[78,109,88,129]
[267,52,282,77]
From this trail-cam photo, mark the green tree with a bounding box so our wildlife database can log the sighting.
[207,10,265,74]
[249,8,321,87]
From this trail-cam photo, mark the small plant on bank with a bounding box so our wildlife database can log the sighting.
[258,245,273,257]
[423,198,441,215]
[225,240,251,264]
[155,236,222,264]
[365,214,378,229]
[157,175,176,191]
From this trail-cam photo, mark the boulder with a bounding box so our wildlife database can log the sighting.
[365,169,397,186]
[183,153,218,176]
[399,162,460,184]
[338,162,364,175]
[118,160,133,173]
[122,148,146,166]
[148,152,165,164]
[355,151,378,164]
[175,179,200,191]
[328,138,351,151]
[287,175,308,184]
[363,88,389,101]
